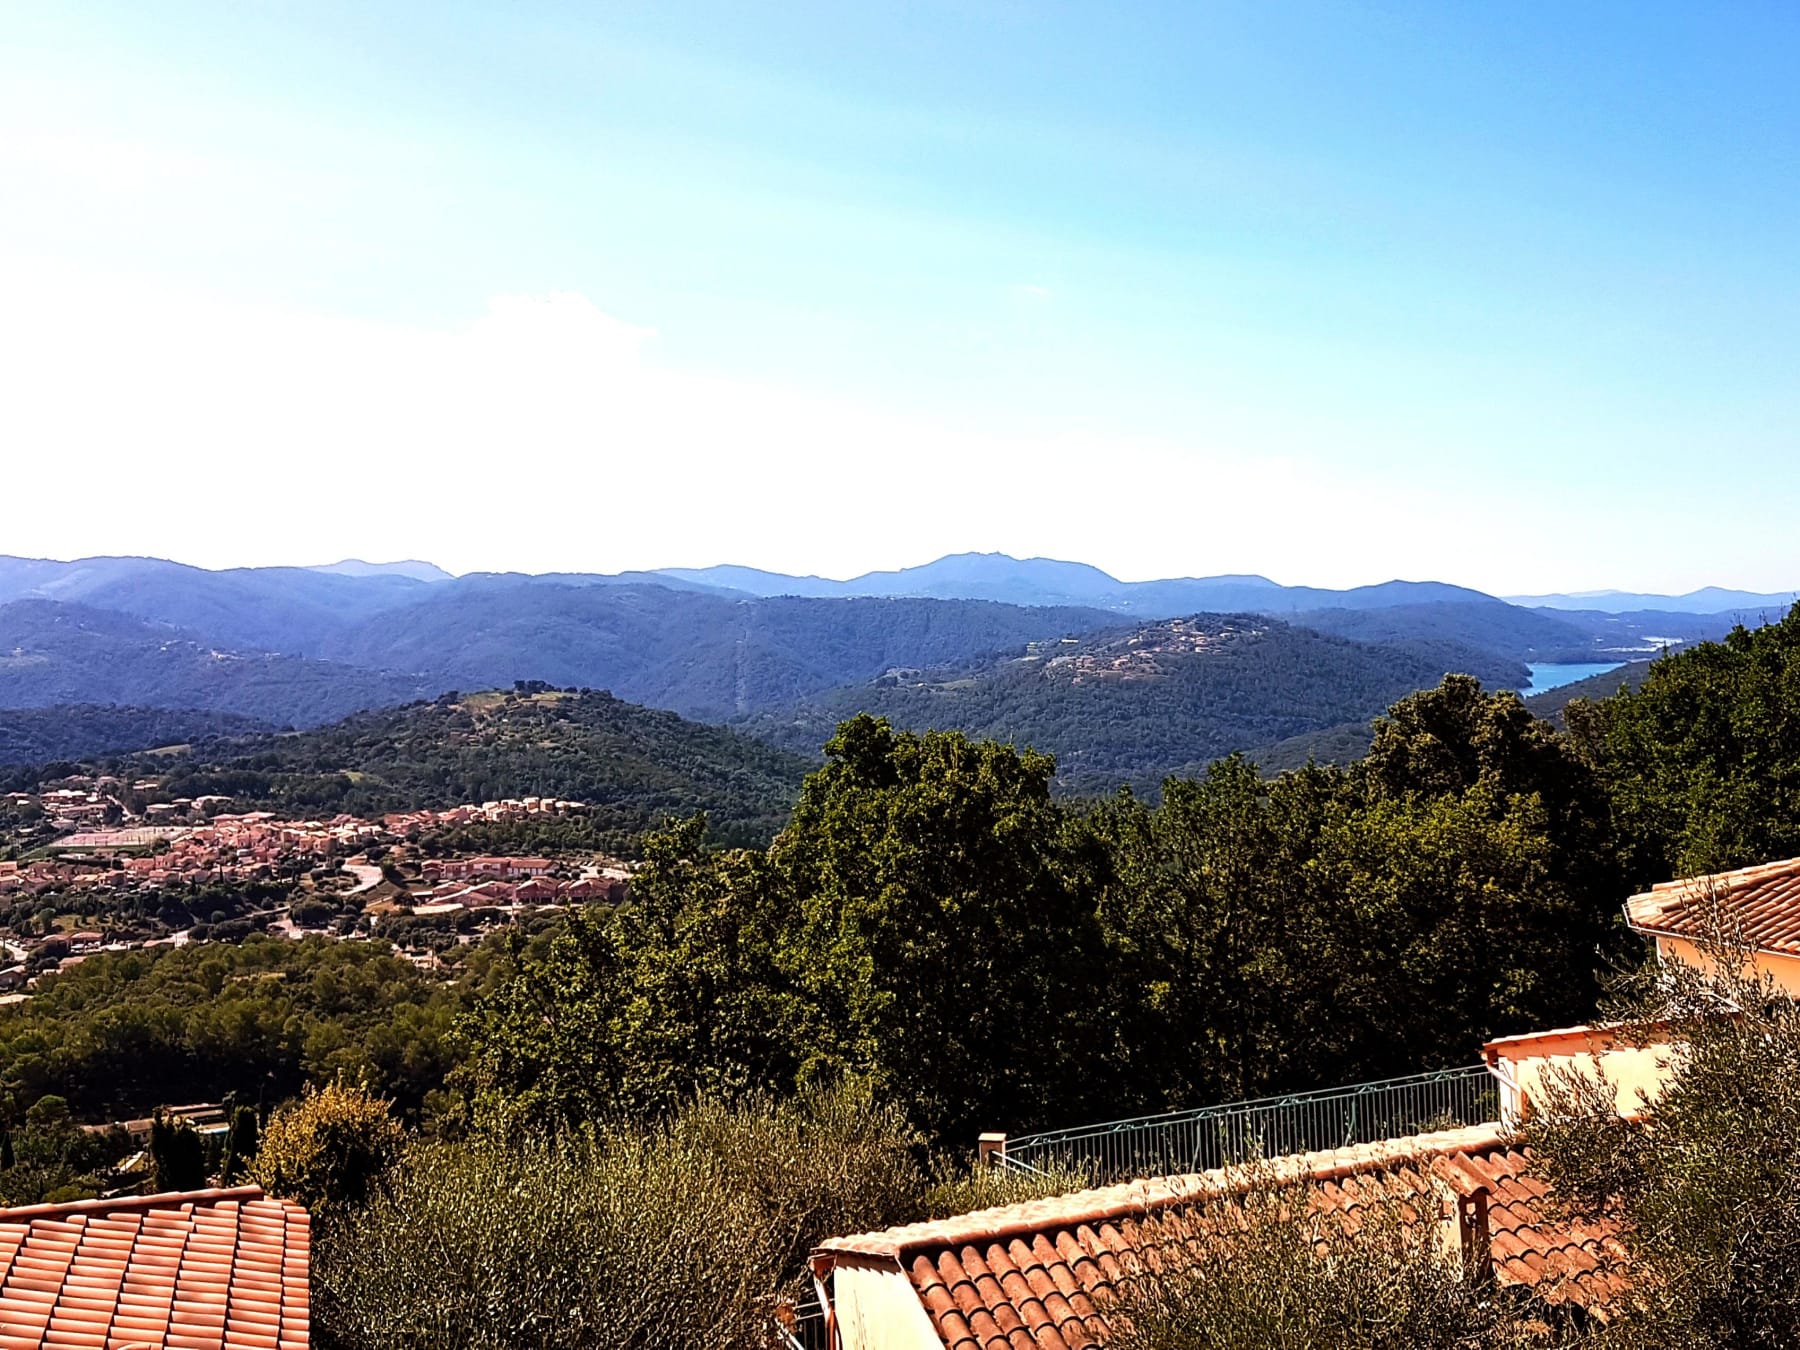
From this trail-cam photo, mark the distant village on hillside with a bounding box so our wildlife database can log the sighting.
[0,786,631,992]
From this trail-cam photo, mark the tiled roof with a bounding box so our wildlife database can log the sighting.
[815,1123,1628,1350]
[1625,855,1800,955]
[0,1186,310,1350]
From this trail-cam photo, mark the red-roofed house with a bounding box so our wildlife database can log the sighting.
[1625,855,1800,993]
[811,1123,1627,1350]
[0,1186,310,1350]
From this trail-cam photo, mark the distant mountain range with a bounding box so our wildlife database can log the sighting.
[0,551,1787,788]
[658,553,1501,615]
[308,558,455,584]
[1504,586,1799,616]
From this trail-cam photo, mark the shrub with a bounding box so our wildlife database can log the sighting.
[252,1081,403,1218]
[316,1130,786,1350]
[921,1154,1093,1218]
[315,1086,925,1350]
[1528,941,1800,1347]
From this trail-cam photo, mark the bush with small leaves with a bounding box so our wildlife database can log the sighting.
[252,1081,403,1219]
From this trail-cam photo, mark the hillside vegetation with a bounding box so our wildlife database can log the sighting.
[315,584,1119,723]
[0,601,427,726]
[0,704,274,766]
[137,687,809,849]
[741,615,1525,793]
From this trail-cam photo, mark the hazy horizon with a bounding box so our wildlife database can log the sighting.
[4,3,1796,593]
[3,547,1795,604]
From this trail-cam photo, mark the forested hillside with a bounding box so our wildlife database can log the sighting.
[1290,599,1598,662]
[0,704,273,766]
[315,583,1119,723]
[741,615,1526,793]
[0,601,428,725]
[132,686,809,848]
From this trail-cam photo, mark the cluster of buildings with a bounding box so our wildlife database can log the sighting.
[0,796,606,901]
[379,795,588,834]
[0,813,377,898]
[0,794,633,987]
[409,868,628,916]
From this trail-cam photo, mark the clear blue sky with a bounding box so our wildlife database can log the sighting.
[2,2,1796,593]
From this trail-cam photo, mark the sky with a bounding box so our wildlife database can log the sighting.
[2,2,1796,595]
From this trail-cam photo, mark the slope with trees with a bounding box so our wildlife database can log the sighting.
[137,686,811,849]
[741,615,1528,794]
[0,600,428,726]
[0,703,274,766]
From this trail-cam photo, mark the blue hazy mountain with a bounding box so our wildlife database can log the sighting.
[659,552,1499,614]
[307,558,455,583]
[0,555,1783,759]
[1508,586,1798,615]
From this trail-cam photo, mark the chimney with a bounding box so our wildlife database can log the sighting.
[1456,1187,1492,1281]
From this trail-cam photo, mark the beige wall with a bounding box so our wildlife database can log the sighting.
[830,1259,944,1350]
[1493,1034,1677,1123]
[1656,935,1800,997]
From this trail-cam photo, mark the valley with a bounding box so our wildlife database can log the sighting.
[0,552,1777,796]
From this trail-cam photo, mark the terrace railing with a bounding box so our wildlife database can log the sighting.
[774,1295,830,1350]
[996,1063,1495,1183]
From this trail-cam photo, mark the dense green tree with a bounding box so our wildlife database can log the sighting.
[769,716,1112,1140]
[458,818,810,1133]
[1093,758,1340,1107]
[149,1113,206,1193]
[1569,603,1800,882]
[462,718,1113,1142]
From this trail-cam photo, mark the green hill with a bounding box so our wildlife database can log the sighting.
[128,687,812,849]
[0,600,428,725]
[740,615,1527,794]
[0,704,274,767]
[318,584,1120,723]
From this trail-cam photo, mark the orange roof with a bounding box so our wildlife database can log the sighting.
[1625,855,1800,955]
[815,1123,1628,1350]
[0,1186,310,1350]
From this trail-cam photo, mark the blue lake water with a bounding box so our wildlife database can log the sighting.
[1520,662,1626,696]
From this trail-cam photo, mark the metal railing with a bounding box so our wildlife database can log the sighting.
[774,1295,830,1350]
[998,1064,1496,1182]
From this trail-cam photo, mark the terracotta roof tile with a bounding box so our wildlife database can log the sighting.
[0,1188,309,1350]
[816,1123,1627,1349]
[1626,855,1800,955]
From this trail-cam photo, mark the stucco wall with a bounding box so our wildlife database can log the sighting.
[831,1258,944,1350]
[1657,934,1800,997]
